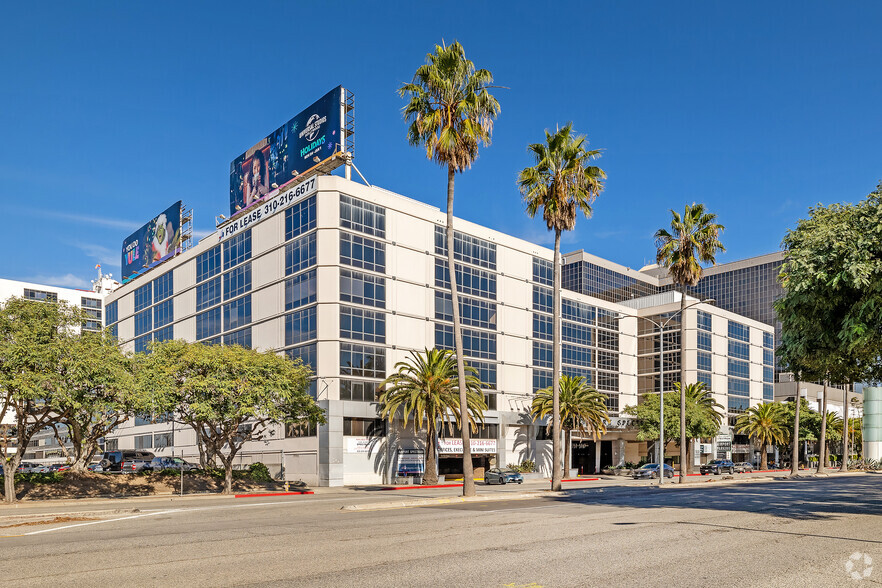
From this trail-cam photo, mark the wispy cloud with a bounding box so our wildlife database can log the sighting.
[72,242,120,267]
[17,274,91,289]
[16,208,141,232]
[193,229,215,239]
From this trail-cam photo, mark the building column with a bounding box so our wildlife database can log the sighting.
[318,399,344,487]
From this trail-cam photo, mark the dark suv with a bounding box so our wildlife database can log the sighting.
[99,450,155,472]
[700,459,736,475]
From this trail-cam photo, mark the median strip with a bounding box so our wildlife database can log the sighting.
[342,491,546,511]
[234,491,314,498]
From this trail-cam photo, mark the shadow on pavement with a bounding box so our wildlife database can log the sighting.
[549,475,882,521]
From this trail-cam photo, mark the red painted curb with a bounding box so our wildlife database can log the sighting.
[381,483,464,490]
[562,477,600,482]
[234,491,314,498]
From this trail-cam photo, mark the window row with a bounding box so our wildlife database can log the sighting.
[435,260,497,300]
[134,325,173,353]
[340,232,385,273]
[341,269,386,308]
[196,295,253,340]
[435,324,497,360]
[434,291,497,330]
[341,343,386,378]
[532,257,553,286]
[285,196,316,241]
[285,307,317,346]
[341,194,385,238]
[340,306,386,343]
[434,226,497,269]
[286,233,317,275]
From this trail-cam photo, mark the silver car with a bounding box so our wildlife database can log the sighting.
[484,468,524,485]
[733,462,754,473]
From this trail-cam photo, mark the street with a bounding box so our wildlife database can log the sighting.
[0,474,879,587]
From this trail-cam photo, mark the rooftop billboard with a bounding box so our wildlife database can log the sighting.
[229,86,344,217]
[121,201,183,283]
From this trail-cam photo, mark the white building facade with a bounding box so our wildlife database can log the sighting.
[104,176,773,486]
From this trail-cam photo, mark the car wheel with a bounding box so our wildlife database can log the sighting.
[729,468,734,475]
[650,472,658,479]
[500,476,507,485]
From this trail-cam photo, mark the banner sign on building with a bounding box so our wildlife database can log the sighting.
[438,438,497,455]
[345,437,373,454]
[217,176,318,243]
[229,86,344,217]
[121,201,183,283]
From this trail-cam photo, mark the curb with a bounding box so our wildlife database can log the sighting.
[380,484,463,491]
[0,508,141,525]
[234,491,314,498]
[342,491,546,511]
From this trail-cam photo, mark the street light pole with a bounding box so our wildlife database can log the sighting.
[618,297,714,485]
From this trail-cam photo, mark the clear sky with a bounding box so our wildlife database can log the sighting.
[2,1,880,289]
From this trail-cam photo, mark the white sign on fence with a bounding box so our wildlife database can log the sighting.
[437,438,497,454]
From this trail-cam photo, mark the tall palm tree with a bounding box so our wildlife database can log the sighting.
[655,204,724,481]
[518,124,605,490]
[400,41,500,497]
[379,349,486,485]
[821,411,843,467]
[677,382,724,469]
[817,380,828,472]
[735,402,786,470]
[532,375,609,477]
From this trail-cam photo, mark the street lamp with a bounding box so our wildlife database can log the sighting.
[617,297,714,485]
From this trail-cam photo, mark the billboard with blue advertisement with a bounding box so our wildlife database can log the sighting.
[121,201,183,283]
[229,86,344,216]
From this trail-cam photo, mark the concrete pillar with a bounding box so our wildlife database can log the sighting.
[864,387,882,461]
[318,399,344,486]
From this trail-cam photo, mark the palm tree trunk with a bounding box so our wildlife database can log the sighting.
[564,428,571,478]
[840,384,849,472]
[760,441,768,470]
[678,284,688,482]
[446,164,475,497]
[791,383,801,476]
[424,425,439,485]
[551,228,563,491]
[818,379,827,473]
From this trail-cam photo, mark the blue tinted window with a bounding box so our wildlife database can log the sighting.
[340,306,385,343]
[763,331,774,349]
[224,230,251,270]
[728,320,749,342]
[285,307,317,346]
[341,232,385,273]
[468,360,497,390]
[562,299,595,324]
[533,314,553,340]
[763,348,774,366]
[562,321,591,345]
[728,340,749,360]
[434,291,496,329]
[105,301,118,325]
[341,269,385,308]
[196,246,221,283]
[286,343,316,370]
[533,286,552,314]
[728,358,750,379]
[434,260,496,300]
[697,351,712,372]
[285,270,316,310]
[728,376,750,397]
[562,344,592,367]
[728,396,749,413]
[763,366,774,383]
[224,327,252,348]
[698,330,712,352]
[698,371,712,388]
[134,309,152,336]
[763,383,774,401]
[340,343,386,378]
[154,325,173,343]
[196,277,221,311]
[434,226,496,269]
[223,263,251,301]
[224,295,251,331]
[697,310,712,332]
[533,342,552,368]
[533,369,552,393]
[285,233,316,275]
[134,283,152,312]
[153,299,173,329]
[196,307,221,340]
[153,272,173,302]
[134,335,151,353]
[532,257,553,286]
[285,196,316,240]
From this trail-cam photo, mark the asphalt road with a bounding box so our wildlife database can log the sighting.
[0,474,878,587]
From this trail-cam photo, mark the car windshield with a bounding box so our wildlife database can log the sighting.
[709,460,723,465]
[639,464,658,469]
[500,468,517,474]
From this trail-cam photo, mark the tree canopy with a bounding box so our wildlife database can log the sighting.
[776,182,882,384]
[140,339,324,493]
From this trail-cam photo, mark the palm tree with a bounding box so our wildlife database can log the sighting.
[532,376,609,477]
[735,402,786,470]
[821,411,843,467]
[655,204,724,481]
[379,349,486,485]
[399,41,499,497]
[678,382,724,469]
[518,124,605,490]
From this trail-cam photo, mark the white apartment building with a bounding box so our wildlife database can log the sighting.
[103,175,773,486]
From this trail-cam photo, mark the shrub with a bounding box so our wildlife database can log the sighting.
[15,472,64,485]
[247,462,272,482]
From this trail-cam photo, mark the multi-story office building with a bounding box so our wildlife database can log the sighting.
[103,176,773,485]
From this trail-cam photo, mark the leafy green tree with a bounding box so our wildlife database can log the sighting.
[655,204,725,480]
[0,298,81,503]
[400,41,499,497]
[379,349,486,485]
[624,383,722,468]
[518,123,605,490]
[53,330,141,471]
[735,402,787,470]
[531,376,608,477]
[141,340,324,494]
[777,398,821,469]
[776,183,882,473]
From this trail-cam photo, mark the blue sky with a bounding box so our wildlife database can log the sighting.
[2,1,881,289]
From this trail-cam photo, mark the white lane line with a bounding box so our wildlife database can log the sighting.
[23,509,182,536]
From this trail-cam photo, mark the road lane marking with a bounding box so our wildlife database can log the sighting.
[23,509,182,535]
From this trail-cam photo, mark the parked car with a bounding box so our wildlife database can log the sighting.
[632,463,674,479]
[733,462,754,473]
[16,462,39,473]
[700,459,736,475]
[30,464,53,473]
[149,457,199,472]
[484,468,524,485]
[86,463,104,472]
[49,464,71,472]
[99,450,155,472]
[120,458,153,472]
